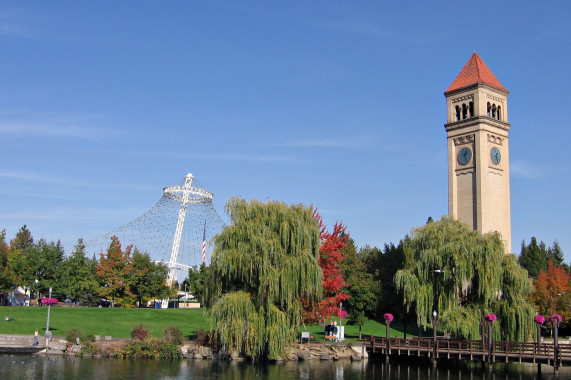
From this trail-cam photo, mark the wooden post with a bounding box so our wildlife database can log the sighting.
[432,312,438,366]
[488,320,493,365]
[385,322,390,362]
[553,318,559,371]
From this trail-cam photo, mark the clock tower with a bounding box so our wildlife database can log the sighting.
[444,53,512,253]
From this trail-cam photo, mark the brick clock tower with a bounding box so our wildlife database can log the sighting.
[444,53,511,253]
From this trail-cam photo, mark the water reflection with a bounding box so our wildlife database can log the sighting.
[0,355,568,380]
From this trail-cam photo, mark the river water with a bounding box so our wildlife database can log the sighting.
[0,355,567,380]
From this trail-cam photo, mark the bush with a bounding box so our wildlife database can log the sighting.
[130,323,150,341]
[79,342,117,358]
[120,339,182,359]
[65,328,86,344]
[163,326,183,345]
[194,329,212,346]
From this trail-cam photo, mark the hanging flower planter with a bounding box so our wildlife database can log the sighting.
[41,297,58,305]
[383,313,394,323]
[534,315,546,324]
[337,310,348,319]
[484,314,497,322]
[550,314,563,323]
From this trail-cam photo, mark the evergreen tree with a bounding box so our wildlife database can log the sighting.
[519,237,548,278]
[205,198,322,360]
[547,240,565,268]
[9,225,34,253]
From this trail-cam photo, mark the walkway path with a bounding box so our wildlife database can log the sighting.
[0,334,47,354]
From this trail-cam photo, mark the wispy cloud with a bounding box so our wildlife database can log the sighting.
[0,11,29,37]
[312,16,440,44]
[510,159,545,179]
[176,152,307,164]
[0,8,45,39]
[0,169,154,192]
[278,135,377,149]
[0,118,112,142]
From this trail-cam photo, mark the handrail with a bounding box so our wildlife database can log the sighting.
[363,336,571,366]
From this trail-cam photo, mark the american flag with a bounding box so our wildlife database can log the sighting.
[201,221,206,265]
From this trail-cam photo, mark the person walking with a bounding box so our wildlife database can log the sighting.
[33,329,38,346]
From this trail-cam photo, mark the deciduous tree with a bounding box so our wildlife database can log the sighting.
[531,260,570,324]
[184,264,209,306]
[395,217,535,341]
[60,239,100,305]
[0,230,14,294]
[11,238,65,298]
[339,238,376,338]
[96,236,134,307]
[302,210,349,323]
[205,198,322,360]
[129,249,170,306]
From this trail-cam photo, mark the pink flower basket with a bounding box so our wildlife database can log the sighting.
[484,314,497,322]
[41,297,58,305]
[550,314,563,323]
[534,315,546,324]
[384,313,394,322]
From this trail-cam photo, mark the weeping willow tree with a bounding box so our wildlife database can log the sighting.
[205,197,323,360]
[394,217,535,341]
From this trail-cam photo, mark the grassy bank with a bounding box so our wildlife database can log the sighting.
[0,306,416,341]
[0,306,209,339]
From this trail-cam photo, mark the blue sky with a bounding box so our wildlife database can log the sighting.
[1,1,569,263]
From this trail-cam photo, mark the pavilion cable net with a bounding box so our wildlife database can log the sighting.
[85,173,226,292]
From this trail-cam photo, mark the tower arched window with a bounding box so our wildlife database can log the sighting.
[492,104,497,119]
[455,105,461,121]
[462,104,468,120]
[469,101,474,117]
[487,102,491,117]
[497,106,502,121]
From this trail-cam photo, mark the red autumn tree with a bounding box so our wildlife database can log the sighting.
[531,260,570,323]
[96,236,134,308]
[302,209,350,323]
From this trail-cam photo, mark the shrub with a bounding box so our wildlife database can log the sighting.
[79,342,117,358]
[65,328,86,344]
[131,323,150,341]
[120,339,181,359]
[194,329,212,346]
[163,326,183,345]
[78,342,100,356]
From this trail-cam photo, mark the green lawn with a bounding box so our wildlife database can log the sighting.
[0,306,417,342]
[301,318,417,342]
[0,306,209,339]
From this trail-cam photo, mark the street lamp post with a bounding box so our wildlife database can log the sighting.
[46,287,52,334]
[432,310,438,362]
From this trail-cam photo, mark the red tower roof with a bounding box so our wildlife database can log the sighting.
[445,53,508,94]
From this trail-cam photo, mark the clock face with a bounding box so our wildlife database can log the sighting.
[490,147,501,165]
[457,147,472,165]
